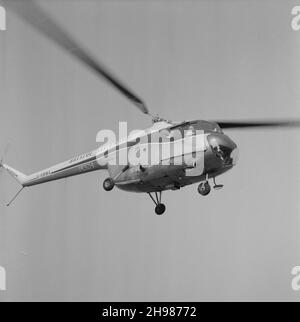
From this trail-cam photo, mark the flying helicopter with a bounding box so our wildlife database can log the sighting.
[1,1,300,215]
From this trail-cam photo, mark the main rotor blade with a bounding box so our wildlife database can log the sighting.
[216,120,300,129]
[6,0,149,114]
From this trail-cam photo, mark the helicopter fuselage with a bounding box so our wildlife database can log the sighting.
[106,119,239,193]
[112,121,238,193]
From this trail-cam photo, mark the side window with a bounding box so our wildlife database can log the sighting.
[183,125,196,137]
[167,128,183,142]
[154,129,180,143]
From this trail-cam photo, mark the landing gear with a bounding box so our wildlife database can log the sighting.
[148,191,166,215]
[198,176,224,195]
[198,181,211,196]
[103,177,115,191]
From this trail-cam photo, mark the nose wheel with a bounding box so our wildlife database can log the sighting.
[198,177,224,195]
[198,181,211,196]
[148,191,166,215]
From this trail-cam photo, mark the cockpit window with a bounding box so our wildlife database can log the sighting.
[212,123,222,133]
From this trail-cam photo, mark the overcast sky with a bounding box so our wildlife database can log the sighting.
[0,0,300,301]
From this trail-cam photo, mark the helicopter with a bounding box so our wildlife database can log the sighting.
[1,0,300,215]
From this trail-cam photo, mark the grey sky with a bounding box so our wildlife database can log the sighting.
[0,0,300,301]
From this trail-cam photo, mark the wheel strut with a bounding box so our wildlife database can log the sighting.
[148,191,166,215]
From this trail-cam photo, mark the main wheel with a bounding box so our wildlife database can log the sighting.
[103,178,115,191]
[198,181,211,196]
[155,203,166,215]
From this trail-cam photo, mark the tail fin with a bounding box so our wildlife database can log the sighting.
[0,163,28,186]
